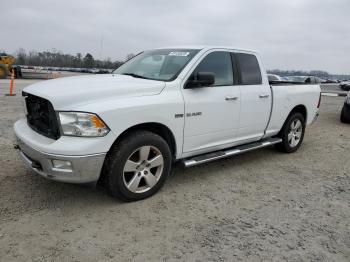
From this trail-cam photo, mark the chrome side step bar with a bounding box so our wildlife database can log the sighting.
[182,137,282,168]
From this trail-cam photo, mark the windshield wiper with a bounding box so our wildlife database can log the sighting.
[121,73,150,80]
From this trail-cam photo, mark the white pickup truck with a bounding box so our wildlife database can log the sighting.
[14,46,321,201]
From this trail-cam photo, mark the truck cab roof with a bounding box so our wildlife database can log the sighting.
[153,45,259,54]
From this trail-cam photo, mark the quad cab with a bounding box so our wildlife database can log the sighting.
[14,46,321,201]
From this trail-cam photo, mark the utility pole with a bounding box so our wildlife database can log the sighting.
[99,35,104,60]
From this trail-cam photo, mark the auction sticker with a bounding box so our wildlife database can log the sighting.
[169,52,190,56]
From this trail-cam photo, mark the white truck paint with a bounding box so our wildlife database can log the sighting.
[14,46,321,197]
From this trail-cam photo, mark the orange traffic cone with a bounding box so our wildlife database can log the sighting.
[5,69,16,96]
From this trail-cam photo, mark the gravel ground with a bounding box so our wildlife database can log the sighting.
[0,80,349,261]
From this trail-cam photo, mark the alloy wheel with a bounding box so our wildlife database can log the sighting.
[288,119,302,147]
[123,145,164,193]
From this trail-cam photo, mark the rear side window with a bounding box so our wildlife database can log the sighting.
[192,51,233,86]
[236,53,262,85]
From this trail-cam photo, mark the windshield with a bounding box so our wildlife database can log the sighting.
[113,49,200,81]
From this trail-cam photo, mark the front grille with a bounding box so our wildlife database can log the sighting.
[23,92,60,140]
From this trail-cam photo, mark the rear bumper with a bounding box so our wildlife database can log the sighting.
[310,111,319,125]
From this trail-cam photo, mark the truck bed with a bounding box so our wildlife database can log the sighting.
[264,83,321,138]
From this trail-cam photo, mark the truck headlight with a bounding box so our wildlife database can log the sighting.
[58,112,109,137]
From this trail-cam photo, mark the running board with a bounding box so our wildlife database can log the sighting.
[183,138,282,168]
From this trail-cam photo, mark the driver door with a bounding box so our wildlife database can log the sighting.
[181,51,240,155]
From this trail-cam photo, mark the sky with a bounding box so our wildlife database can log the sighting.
[2,0,350,74]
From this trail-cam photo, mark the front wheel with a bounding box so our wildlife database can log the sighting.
[101,130,172,201]
[276,112,306,153]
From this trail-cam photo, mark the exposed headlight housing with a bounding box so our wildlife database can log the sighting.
[58,112,109,137]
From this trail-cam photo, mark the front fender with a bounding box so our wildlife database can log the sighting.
[73,90,185,159]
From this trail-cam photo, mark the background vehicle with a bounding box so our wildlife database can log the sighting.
[14,46,321,201]
[323,79,337,84]
[339,80,350,91]
[288,75,322,84]
[340,92,350,123]
[0,53,22,79]
[267,74,283,82]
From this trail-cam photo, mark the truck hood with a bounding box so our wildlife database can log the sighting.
[23,74,166,109]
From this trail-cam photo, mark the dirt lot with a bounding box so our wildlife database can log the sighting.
[0,80,349,261]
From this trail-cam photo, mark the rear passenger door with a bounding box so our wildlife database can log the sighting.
[235,53,272,142]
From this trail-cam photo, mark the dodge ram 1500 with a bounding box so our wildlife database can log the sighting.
[14,46,321,201]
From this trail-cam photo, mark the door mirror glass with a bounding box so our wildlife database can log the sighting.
[186,72,215,88]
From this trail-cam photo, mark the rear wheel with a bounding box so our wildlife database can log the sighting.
[0,65,8,79]
[276,112,305,153]
[102,130,172,201]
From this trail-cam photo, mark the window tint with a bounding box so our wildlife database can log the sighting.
[236,53,262,85]
[192,51,233,86]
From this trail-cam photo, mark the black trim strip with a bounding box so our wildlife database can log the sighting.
[230,53,240,85]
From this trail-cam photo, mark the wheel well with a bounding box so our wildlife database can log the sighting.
[291,105,307,122]
[111,123,177,157]
[276,105,307,137]
[98,122,177,189]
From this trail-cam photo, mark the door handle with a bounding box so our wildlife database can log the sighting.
[259,94,270,98]
[225,96,238,101]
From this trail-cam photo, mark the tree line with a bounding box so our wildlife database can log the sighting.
[2,48,348,79]
[268,69,350,80]
[13,48,133,69]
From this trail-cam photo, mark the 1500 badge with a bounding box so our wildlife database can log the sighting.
[174,112,202,118]
[186,112,202,117]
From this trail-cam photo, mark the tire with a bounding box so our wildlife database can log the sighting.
[0,64,8,79]
[276,112,306,153]
[340,85,350,91]
[101,130,172,201]
[340,106,349,123]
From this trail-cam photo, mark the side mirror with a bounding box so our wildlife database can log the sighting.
[185,72,215,88]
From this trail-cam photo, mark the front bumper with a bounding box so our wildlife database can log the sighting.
[16,137,106,183]
[14,119,107,183]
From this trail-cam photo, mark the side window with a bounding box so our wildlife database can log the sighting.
[236,53,262,85]
[192,51,234,86]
